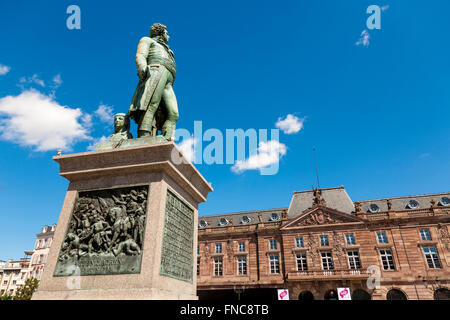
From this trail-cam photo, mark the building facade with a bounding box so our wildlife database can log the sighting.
[28,225,56,281]
[197,187,450,300]
[0,258,30,296]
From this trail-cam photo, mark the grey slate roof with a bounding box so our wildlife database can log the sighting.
[198,186,450,228]
[358,192,450,213]
[287,186,355,218]
[198,208,287,229]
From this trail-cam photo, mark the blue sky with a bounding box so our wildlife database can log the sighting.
[0,1,449,260]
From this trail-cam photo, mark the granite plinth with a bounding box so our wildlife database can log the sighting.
[32,142,212,300]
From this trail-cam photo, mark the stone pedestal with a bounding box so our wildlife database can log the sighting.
[32,142,213,300]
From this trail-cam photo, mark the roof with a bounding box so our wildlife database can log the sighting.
[287,186,355,217]
[198,186,450,228]
[357,191,450,213]
[198,207,287,228]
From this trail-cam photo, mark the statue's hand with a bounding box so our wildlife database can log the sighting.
[138,67,148,80]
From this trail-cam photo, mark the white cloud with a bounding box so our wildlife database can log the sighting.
[19,74,45,87]
[275,114,305,134]
[0,64,10,76]
[52,74,62,87]
[95,104,114,124]
[355,30,370,47]
[231,140,287,173]
[87,136,108,151]
[177,137,197,162]
[0,89,92,151]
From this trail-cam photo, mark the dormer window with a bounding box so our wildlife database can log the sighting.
[270,213,280,221]
[240,215,251,224]
[440,197,450,206]
[219,218,229,226]
[369,204,380,213]
[406,200,419,209]
[198,220,207,228]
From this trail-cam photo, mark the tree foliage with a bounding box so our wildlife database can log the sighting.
[13,278,39,300]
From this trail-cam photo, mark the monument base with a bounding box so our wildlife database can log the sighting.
[32,142,212,300]
[33,287,198,300]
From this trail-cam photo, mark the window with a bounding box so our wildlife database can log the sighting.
[219,218,229,226]
[21,273,25,280]
[379,249,395,270]
[406,200,419,209]
[214,257,223,276]
[197,258,200,276]
[295,237,304,248]
[269,254,280,274]
[440,197,450,206]
[237,257,247,275]
[199,220,207,228]
[420,229,432,241]
[376,232,388,244]
[345,233,355,245]
[269,239,277,250]
[45,238,50,247]
[321,252,334,270]
[238,241,245,252]
[423,247,442,269]
[241,216,251,224]
[3,280,7,285]
[215,243,222,254]
[12,280,16,285]
[347,251,362,269]
[320,235,329,246]
[296,253,308,271]
[270,213,280,221]
[369,204,380,213]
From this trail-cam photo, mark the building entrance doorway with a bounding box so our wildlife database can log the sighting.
[324,289,338,300]
[298,291,314,301]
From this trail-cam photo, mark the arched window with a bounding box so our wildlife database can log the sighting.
[324,289,338,300]
[434,288,450,300]
[298,291,314,301]
[352,289,371,300]
[386,289,407,300]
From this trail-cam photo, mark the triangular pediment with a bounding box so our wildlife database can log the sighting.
[281,206,365,230]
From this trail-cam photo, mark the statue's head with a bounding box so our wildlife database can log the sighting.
[150,23,169,43]
[114,113,130,133]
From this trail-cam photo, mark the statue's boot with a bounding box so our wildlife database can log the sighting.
[162,120,176,141]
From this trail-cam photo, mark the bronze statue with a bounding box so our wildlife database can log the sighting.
[128,23,178,140]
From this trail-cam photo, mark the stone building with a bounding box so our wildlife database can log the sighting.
[28,224,56,280]
[196,186,450,300]
[0,258,31,296]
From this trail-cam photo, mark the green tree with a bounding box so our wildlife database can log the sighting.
[0,294,13,300]
[13,278,39,300]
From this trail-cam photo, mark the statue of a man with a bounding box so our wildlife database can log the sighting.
[95,113,132,150]
[128,23,178,140]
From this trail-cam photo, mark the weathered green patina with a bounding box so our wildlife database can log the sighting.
[160,190,194,283]
[94,23,179,151]
[54,185,148,276]
[129,23,178,140]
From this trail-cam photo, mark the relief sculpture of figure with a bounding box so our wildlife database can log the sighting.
[128,23,178,140]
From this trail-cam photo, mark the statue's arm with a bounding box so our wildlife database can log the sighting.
[135,37,152,79]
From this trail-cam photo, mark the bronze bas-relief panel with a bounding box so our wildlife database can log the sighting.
[160,189,194,283]
[54,185,149,276]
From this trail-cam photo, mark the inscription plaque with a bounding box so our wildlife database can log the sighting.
[160,190,194,282]
[54,185,149,276]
